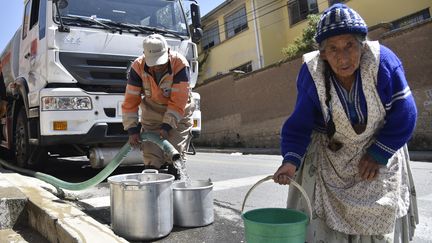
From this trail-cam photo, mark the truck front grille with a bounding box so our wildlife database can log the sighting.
[59,52,136,93]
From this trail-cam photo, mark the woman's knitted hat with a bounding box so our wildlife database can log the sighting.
[315,3,368,44]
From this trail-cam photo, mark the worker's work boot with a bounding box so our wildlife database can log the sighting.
[159,162,180,180]
[167,164,180,180]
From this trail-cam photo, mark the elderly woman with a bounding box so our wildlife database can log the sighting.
[273,3,418,243]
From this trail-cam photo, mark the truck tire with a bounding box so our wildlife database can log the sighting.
[14,107,46,168]
[15,108,31,167]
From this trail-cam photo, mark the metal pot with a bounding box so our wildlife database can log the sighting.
[108,169,174,241]
[172,180,214,227]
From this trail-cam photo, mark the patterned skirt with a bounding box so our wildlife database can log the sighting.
[287,142,419,243]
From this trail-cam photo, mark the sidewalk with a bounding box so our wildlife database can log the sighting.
[0,170,128,243]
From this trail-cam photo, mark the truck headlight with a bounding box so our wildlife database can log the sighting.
[41,96,92,111]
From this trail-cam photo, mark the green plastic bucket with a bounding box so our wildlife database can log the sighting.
[241,175,312,243]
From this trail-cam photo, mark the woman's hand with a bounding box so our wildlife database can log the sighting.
[358,153,381,181]
[273,163,297,185]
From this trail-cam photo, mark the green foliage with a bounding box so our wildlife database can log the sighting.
[282,14,320,60]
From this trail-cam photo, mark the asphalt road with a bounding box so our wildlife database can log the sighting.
[2,152,432,242]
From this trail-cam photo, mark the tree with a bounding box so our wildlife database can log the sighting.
[282,14,320,60]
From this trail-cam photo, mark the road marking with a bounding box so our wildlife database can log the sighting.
[419,193,432,202]
[81,196,110,208]
[80,174,271,209]
[213,174,271,191]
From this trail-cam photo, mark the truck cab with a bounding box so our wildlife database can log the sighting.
[0,0,202,168]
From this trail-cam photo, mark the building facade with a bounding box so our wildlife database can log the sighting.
[198,0,432,83]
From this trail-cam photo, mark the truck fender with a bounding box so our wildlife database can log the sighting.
[0,77,31,149]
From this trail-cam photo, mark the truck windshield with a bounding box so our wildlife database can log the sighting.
[55,0,189,36]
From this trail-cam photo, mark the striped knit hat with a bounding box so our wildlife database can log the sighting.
[315,3,368,44]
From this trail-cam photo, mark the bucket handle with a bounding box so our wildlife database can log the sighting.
[142,169,159,174]
[120,179,141,187]
[241,175,313,222]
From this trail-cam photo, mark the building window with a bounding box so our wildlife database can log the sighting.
[392,9,430,29]
[202,23,220,50]
[225,6,248,39]
[230,61,253,74]
[288,0,318,26]
[328,0,347,6]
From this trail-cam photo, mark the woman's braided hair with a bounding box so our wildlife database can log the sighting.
[323,61,336,140]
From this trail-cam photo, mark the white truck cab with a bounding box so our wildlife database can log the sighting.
[0,0,202,168]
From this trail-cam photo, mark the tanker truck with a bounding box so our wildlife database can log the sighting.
[0,0,202,168]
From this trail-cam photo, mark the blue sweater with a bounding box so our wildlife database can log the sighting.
[281,45,417,167]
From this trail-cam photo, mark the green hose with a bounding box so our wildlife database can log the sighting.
[0,132,180,191]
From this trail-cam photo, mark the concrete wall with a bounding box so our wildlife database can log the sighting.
[195,20,432,150]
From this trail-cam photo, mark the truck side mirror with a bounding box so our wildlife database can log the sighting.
[191,3,201,28]
[190,3,202,43]
[191,28,203,43]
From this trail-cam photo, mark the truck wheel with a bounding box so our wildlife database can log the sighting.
[15,108,31,167]
[14,108,46,168]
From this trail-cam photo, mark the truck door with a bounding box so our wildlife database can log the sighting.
[19,0,42,87]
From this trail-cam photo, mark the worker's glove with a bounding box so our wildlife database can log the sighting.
[0,100,7,117]
[128,133,141,148]
[159,123,172,139]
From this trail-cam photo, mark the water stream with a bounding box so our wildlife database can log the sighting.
[173,159,191,187]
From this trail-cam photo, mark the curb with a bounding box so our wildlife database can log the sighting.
[0,175,27,229]
[409,151,432,162]
[1,173,128,243]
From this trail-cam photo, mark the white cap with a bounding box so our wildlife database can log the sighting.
[143,34,169,67]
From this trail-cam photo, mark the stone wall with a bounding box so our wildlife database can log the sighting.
[379,20,432,149]
[195,20,432,150]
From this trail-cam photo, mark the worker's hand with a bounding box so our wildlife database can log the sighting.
[0,100,7,117]
[128,133,141,148]
[159,128,169,139]
[358,153,381,181]
[273,163,297,185]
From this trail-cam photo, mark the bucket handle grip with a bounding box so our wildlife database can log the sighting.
[241,175,312,222]
[142,169,159,174]
[120,179,141,187]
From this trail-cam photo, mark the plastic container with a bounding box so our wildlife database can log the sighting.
[241,175,312,243]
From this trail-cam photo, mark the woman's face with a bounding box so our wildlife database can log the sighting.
[320,34,362,82]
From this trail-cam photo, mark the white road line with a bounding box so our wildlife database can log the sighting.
[419,193,432,202]
[212,174,271,191]
[80,174,271,209]
[81,196,110,208]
